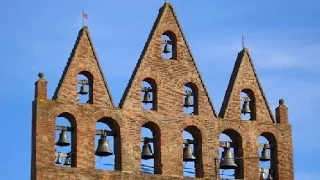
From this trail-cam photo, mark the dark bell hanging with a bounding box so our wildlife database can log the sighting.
[56,129,70,146]
[163,43,171,54]
[183,94,193,108]
[260,146,271,161]
[64,157,72,166]
[55,155,62,165]
[141,142,154,160]
[183,143,196,162]
[142,90,153,104]
[95,134,113,157]
[241,101,251,115]
[220,147,237,169]
[79,84,88,95]
[260,171,266,180]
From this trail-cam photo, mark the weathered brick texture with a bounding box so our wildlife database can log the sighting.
[31,2,294,180]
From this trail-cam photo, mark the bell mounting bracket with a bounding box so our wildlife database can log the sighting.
[161,40,173,45]
[220,141,272,149]
[77,79,89,85]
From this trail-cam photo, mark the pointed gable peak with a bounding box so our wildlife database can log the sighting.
[219,47,274,123]
[53,26,114,107]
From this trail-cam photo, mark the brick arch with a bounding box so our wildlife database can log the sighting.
[240,88,256,120]
[259,132,278,179]
[141,121,162,174]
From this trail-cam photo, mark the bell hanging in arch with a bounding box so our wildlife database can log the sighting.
[79,84,88,95]
[56,129,70,146]
[260,146,271,161]
[142,90,152,104]
[95,134,113,157]
[64,157,72,166]
[220,147,237,169]
[163,43,171,54]
[141,142,154,160]
[241,101,251,115]
[183,143,196,162]
[55,155,62,165]
[260,171,266,180]
[183,94,193,108]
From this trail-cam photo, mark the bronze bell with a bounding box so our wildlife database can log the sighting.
[260,171,266,180]
[56,129,70,146]
[163,43,171,54]
[260,146,270,161]
[220,147,237,169]
[141,142,154,160]
[55,155,62,165]
[142,90,152,104]
[95,134,113,157]
[183,143,196,162]
[183,92,193,108]
[79,84,88,95]
[241,101,251,115]
[64,157,72,166]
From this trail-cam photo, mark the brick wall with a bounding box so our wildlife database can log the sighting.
[31,3,294,180]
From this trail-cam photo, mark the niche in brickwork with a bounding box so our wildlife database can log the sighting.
[77,71,93,104]
[218,129,243,179]
[140,122,161,174]
[240,89,256,120]
[161,31,177,60]
[182,126,203,178]
[55,113,76,168]
[258,133,278,180]
[183,83,198,115]
[95,118,121,171]
[141,78,157,110]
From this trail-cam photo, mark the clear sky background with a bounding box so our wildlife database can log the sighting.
[0,0,319,179]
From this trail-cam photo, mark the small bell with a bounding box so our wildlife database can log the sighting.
[142,88,152,104]
[183,91,193,108]
[220,147,237,169]
[79,84,88,95]
[95,134,113,157]
[241,101,251,115]
[260,146,271,161]
[64,157,72,166]
[56,129,70,146]
[141,142,154,160]
[183,143,196,162]
[55,155,62,165]
[260,171,266,180]
[163,42,171,54]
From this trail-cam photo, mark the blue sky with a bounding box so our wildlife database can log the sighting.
[0,0,319,179]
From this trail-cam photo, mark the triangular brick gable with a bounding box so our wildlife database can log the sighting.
[219,48,274,122]
[53,26,113,107]
[119,3,216,117]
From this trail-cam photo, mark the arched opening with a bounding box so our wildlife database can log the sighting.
[240,89,256,120]
[259,132,278,180]
[77,71,93,104]
[95,117,121,171]
[141,78,157,110]
[140,122,161,174]
[182,126,203,178]
[218,129,243,179]
[55,112,76,167]
[161,31,177,60]
[183,83,198,115]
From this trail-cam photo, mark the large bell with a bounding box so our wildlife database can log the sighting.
[183,143,196,162]
[95,135,113,157]
[163,43,171,54]
[183,94,193,108]
[142,90,152,104]
[55,155,62,165]
[79,84,88,95]
[220,147,237,169]
[56,129,70,146]
[260,146,270,161]
[64,157,72,166]
[241,101,251,115]
[141,142,154,160]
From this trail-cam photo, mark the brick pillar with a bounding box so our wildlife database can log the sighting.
[275,99,288,123]
[34,72,47,100]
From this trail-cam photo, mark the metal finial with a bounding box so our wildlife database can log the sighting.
[242,33,245,49]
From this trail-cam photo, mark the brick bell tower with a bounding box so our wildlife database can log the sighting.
[31,2,294,180]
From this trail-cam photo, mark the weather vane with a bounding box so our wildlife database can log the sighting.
[82,9,88,27]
